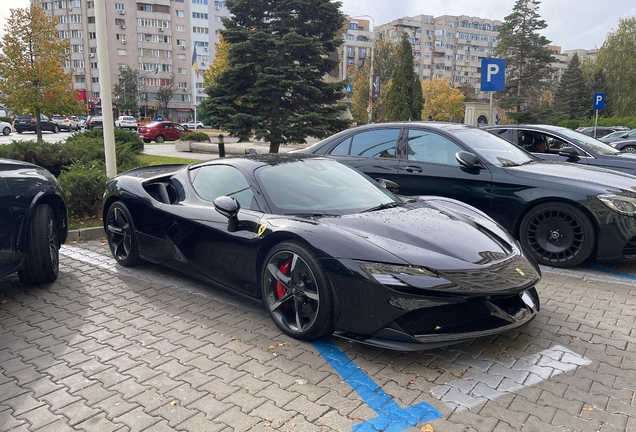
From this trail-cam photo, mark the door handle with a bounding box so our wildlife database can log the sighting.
[404,166,423,173]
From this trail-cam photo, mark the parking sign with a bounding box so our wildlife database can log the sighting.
[593,92,605,110]
[481,58,506,91]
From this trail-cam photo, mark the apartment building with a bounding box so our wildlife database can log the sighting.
[36,0,229,121]
[337,18,374,81]
[374,14,502,98]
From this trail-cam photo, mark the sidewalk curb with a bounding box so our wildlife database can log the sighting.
[66,226,105,243]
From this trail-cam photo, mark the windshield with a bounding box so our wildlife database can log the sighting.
[555,128,621,155]
[454,128,534,166]
[255,158,399,215]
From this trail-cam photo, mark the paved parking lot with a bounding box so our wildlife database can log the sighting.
[1,240,635,432]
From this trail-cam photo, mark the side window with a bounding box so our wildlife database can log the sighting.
[405,129,462,166]
[330,137,351,155]
[192,165,258,211]
[349,129,400,158]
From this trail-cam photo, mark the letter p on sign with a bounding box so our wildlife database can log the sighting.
[593,92,605,110]
[481,58,506,91]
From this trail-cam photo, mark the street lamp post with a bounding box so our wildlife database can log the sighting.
[352,15,375,124]
[136,68,157,119]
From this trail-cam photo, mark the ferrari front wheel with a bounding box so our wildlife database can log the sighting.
[106,201,141,266]
[261,241,334,341]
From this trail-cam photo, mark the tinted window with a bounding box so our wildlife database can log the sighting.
[192,165,257,210]
[330,138,351,155]
[406,129,462,166]
[556,128,621,155]
[454,128,533,166]
[348,129,400,157]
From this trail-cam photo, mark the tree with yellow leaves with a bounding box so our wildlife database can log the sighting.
[421,78,465,122]
[202,35,230,88]
[0,6,83,141]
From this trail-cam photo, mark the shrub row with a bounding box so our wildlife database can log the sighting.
[0,129,144,218]
[180,131,210,142]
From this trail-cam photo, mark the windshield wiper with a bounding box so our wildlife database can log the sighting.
[361,202,403,213]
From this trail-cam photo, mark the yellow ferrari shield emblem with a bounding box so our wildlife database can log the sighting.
[516,268,525,276]
[257,224,267,236]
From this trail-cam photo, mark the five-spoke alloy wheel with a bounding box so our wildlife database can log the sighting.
[18,204,59,285]
[106,201,141,266]
[261,241,334,340]
[520,202,595,268]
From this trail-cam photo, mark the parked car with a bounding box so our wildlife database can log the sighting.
[578,126,628,138]
[0,120,12,136]
[102,154,540,350]
[85,116,104,130]
[51,114,79,131]
[486,124,636,175]
[115,116,139,130]
[14,114,59,134]
[77,116,87,129]
[298,122,636,268]
[0,159,68,284]
[609,139,636,153]
[180,121,205,129]
[599,128,636,144]
[137,121,191,143]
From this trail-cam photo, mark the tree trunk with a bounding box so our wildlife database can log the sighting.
[35,106,43,141]
[269,142,281,154]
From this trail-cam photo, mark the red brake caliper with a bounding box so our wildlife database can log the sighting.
[275,258,292,308]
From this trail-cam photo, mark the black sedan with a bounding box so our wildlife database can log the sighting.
[102,155,540,351]
[487,124,636,175]
[298,122,636,268]
[0,159,68,284]
[14,114,60,134]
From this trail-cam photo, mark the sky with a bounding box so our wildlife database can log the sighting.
[1,0,634,51]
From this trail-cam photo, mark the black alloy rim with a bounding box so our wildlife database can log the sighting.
[107,207,132,261]
[525,208,584,263]
[47,212,59,272]
[263,251,320,334]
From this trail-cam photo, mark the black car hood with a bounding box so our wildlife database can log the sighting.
[316,202,517,269]
[504,161,636,193]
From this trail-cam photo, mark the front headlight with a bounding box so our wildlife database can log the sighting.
[598,194,636,216]
[356,261,436,286]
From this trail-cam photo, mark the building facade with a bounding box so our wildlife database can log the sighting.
[36,0,229,121]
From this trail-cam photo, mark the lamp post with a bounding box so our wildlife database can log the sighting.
[136,68,157,119]
[351,15,375,124]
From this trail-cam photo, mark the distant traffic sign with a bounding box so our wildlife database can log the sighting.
[593,92,605,110]
[480,58,506,91]
[345,84,353,93]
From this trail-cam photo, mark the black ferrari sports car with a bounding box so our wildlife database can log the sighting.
[102,154,540,351]
[0,159,68,284]
[297,122,636,268]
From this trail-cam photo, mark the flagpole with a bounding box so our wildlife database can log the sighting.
[191,46,198,126]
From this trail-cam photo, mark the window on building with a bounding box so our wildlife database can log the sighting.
[42,2,53,10]
[178,82,187,88]
[88,32,96,39]
[177,54,186,60]
[90,62,98,68]
[70,14,81,23]
[73,60,84,68]
[178,68,186,74]
[214,1,225,7]
[58,15,67,23]
[88,16,95,23]
[176,25,185,32]
[86,1,93,7]
[192,0,208,4]
[75,75,85,83]
[349,22,357,30]
[71,30,82,38]
[58,30,68,38]
[214,15,222,22]
[54,1,66,9]
[91,77,99,83]
[72,44,83,53]
[192,12,208,19]
[176,10,185,17]
[117,49,127,55]
[114,3,124,10]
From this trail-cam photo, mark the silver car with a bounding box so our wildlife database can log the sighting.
[0,120,12,136]
[51,115,79,132]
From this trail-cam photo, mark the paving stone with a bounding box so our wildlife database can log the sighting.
[54,399,100,426]
[113,406,161,431]
[149,402,197,427]
[74,413,123,432]
[214,405,260,431]
[95,395,138,419]
[3,392,45,416]
[173,413,227,432]
[15,404,60,430]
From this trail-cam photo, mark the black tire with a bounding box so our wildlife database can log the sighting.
[106,201,141,266]
[53,125,59,133]
[621,146,636,153]
[143,139,151,143]
[261,241,334,340]
[16,129,22,134]
[2,126,10,135]
[155,135,165,143]
[18,204,59,285]
[197,125,203,129]
[519,202,595,268]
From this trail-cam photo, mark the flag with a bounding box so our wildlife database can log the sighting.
[192,46,199,78]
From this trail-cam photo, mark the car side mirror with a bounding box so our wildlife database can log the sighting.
[375,178,400,194]
[558,146,580,161]
[455,151,479,169]
[214,196,240,219]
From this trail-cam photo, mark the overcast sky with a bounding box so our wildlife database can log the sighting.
[1,0,634,51]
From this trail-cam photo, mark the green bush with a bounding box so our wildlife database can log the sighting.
[0,140,70,176]
[180,131,210,142]
[0,116,12,124]
[58,162,108,218]
[67,128,144,153]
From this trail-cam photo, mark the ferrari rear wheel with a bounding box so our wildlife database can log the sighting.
[106,201,141,266]
[261,241,334,340]
[18,204,59,285]
[520,202,595,268]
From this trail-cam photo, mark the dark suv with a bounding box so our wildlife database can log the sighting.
[14,114,59,134]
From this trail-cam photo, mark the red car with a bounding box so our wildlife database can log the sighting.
[137,121,192,143]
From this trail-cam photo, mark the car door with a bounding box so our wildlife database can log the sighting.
[396,127,493,214]
[0,178,14,269]
[322,127,404,185]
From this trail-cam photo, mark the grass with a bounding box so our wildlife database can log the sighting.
[137,154,201,165]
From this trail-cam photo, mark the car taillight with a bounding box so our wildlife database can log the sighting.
[64,119,69,122]
[30,119,35,123]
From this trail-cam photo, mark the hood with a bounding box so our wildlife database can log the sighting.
[504,161,636,194]
[316,202,518,269]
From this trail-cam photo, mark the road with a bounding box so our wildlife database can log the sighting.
[0,130,71,144]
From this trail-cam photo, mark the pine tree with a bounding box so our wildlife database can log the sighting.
[494,0,555,123]
[588,67,611,117]
[199,0,350,153]
[385,33,422,121]
[554,53,588,120]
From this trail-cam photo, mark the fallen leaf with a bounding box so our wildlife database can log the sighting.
[169,400,178,406]
[582,405,593,411]
[0,299,9,304]
[269,345,277,350]
[421,424,435,432]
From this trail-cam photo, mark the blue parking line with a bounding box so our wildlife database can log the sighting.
[585,266,636,281]
[312,340,442,431]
